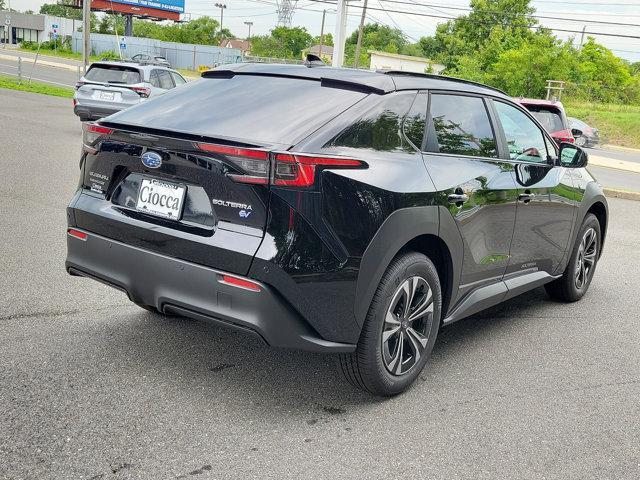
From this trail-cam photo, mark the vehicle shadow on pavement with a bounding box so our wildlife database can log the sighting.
[100,287,549,409]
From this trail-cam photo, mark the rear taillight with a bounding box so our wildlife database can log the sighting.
[273,153,364,187]
[558,137,575,144]
[82,123,114,154]
[130,86,151,98]
[196,143,270,185]
[195,143,366,188]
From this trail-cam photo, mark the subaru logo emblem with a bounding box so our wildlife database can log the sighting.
[141,151,162,169]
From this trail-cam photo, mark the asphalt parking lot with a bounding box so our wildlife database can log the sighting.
[1,90,639,480]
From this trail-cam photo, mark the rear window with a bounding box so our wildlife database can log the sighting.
[525,106,565,133]
[85,65,141,84]
[105,75,368,145]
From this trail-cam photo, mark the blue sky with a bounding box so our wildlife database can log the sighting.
[17,0,640,62]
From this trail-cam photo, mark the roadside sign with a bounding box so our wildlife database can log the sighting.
[120,43,127,49]
[52,24,58,28]
[53,34,59,40]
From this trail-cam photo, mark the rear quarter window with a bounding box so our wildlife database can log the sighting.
[323,92,417,152]
[85,65,141,84]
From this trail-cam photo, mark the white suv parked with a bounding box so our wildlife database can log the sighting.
[73,61,187,122]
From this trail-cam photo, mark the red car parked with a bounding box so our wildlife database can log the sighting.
[516,98,575,145]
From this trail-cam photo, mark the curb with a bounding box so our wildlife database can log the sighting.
[0,53,79,72]
[601,144,640,154]
[603,188,640,201]
[588,155,640,174]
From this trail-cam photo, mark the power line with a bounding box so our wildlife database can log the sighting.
[376,0,640,27]
[309,0,640,40]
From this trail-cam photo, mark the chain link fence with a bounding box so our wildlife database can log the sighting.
[71,32,242,70]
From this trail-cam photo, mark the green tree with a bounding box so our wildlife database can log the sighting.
[419,0,537,69]
[344,24,407,67]
[251,26,313,59]
[39,1,82,20]
[485,34,577,97]
[573,38,632,102]
[0,0,6,10]
[314,32,333,47]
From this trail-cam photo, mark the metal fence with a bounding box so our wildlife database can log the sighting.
[243,55,304,65]
[71,32,242,70]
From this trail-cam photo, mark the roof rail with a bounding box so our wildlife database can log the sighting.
[378,70,508,96]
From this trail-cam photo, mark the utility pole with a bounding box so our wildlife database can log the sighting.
[332,0,347,67]
[354,0,368,68]
[244,21,253,39]
[215,3,226,38]
[82,0,90,73]
[318,9,326,58]
[579,25,586,50]
[124,14,133,37]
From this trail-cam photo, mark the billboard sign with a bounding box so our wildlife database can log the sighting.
[110,0,184,13]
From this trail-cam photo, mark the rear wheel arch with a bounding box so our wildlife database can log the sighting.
[354,205,463,326]
[587,200,607,254]
[400,235,454,319]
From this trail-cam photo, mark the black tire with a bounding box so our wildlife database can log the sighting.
[339,252,441,397]
[545,213,601,302]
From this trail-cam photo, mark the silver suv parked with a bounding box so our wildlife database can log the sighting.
[73,61,187,121]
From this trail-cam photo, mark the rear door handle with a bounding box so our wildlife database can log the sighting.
[447,193,469,204]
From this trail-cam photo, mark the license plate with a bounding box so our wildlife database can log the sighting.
[99,91,116,101]
[136,178,186,220]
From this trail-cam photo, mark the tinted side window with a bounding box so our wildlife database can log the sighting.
[324,92,416,151]
[427,94,497,158]
[495,101,548,164]
[403,92,427,150]
[158,70,174,89]
[149,70,160,88]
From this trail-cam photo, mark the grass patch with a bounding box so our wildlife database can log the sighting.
[564,99,640,149]
[0,75,74,98]
[16,47,83,61]
[15,47,121,63]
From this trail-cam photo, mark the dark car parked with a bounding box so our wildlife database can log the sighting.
[66,65,608,396]
[569,117,600,147]
[517,98,575,145]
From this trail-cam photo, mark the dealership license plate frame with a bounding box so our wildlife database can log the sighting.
[99,91,117,102]
[135,177,187,221]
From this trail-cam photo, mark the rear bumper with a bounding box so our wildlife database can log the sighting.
[65,229,355,353]
[73,104,121,121]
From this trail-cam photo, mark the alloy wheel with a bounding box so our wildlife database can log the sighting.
[382,276,434,375]
[575,227,597,290]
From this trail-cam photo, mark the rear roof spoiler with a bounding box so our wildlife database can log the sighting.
[201,69,387,95]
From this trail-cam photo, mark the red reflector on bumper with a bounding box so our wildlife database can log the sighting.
[219,275,261,292]
[68,228,88,240]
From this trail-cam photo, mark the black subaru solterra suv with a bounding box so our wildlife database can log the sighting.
[66,64,608,396]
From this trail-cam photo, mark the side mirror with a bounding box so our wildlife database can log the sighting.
[571,128,583,137]
[559,142,588,168]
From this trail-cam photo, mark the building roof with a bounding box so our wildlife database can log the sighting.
[220,39,251,51]
[202,63,508,97]
[368,50,440,65]
[306,45,334,56]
